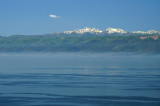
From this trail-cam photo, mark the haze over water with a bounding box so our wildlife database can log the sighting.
[0,53,160,106]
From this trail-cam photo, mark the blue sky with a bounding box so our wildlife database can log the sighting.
[0,0,160,36]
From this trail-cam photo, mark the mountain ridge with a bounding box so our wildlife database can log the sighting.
[55,27,160,35]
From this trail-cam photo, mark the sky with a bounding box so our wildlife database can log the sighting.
[0,0,160,36]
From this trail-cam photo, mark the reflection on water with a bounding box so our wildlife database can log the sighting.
[0,53,160,105]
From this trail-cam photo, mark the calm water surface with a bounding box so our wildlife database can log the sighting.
[0,53,160,106]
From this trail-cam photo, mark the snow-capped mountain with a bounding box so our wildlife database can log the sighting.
[146,30,160,34]
[57,27,160,35]
[132,31,147,34]
[132,30,160,34]
[104,28,127,34]
[63,27,102,34]
[61,27,127,35]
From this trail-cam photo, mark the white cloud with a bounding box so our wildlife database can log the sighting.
[49,14,60,18]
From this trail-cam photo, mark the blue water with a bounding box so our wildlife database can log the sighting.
[0,53,160,106]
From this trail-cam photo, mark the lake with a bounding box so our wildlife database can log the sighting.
[0,53,160,106]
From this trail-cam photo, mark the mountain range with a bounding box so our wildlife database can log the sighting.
[54,27,160,35]
[0,27,160,53]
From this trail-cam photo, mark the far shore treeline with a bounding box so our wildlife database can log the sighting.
[0,34,160,53]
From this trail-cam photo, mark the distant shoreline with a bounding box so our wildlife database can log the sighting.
[1,52,160,57]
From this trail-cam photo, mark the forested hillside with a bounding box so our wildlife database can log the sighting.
[0,35,159,52]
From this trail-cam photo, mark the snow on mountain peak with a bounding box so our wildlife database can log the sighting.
[132,31,147,34]
[105,28,127,34]
[75,27,103,34]
[63,27,102,34]
[146,30,160,34]
[132,30,160,34]
[60,27,160,35]
[63,30,73,34]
